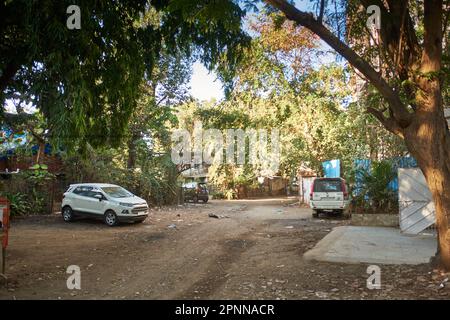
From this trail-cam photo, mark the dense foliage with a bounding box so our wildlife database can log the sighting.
[1,0,250,150]
[175,13,407,196]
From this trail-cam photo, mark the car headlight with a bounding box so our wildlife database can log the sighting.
[119,203,134,207]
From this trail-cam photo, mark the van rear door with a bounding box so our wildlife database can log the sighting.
[312,178,344,206]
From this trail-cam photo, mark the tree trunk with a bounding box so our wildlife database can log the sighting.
[401,0,450,269]
[127,136,138,169]
[403,65,450,269]
[35,142,45,165]
[404,111,450,268]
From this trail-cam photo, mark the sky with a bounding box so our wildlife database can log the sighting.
[188,62,225,102]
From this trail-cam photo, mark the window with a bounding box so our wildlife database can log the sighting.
[314,179,342,192]
[101,186,133,198]
[86,191,105,199]
[73,186,93,196]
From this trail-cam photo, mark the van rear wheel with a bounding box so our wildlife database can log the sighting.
[312,210,319,218]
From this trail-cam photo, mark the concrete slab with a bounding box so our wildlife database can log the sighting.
[304,226,437,265]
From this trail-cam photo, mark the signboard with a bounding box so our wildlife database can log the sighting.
[0,197,9,275]
[0,197,9,248]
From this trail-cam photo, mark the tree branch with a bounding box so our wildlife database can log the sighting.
[360,0,421,80]
[318,0,325,24]
[366,107,404,139]
[264,0,412,128]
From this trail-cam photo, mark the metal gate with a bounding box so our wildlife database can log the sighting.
[399,168,436,234]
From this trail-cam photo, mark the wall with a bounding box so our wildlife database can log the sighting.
[300,177,315,204]
[238,177,288,198]
[351,213,399,227]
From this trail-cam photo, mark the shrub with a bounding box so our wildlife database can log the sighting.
[352,160,398,213]
[2,192,30,216]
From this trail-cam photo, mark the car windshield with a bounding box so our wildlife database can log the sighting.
[314,179,342,192]
[101,186,133,198]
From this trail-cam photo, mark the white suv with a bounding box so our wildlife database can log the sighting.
[61,183,149,226]
[309,178,349,218]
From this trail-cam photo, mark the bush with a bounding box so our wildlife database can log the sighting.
[2,192,30,216]
[62,150,179,206]
[0,163,57,215]
[352,160,398,213]
[211,191,226,199]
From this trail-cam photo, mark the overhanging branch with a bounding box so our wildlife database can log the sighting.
[264,0,413,128]
[367,107,404,138]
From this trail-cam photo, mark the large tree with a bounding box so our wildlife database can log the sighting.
[0,0,249,149]
[261,0,450,269]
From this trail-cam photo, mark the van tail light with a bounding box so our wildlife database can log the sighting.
[341,180,349,200]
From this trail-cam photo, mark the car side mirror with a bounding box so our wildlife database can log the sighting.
[94,194,103,201]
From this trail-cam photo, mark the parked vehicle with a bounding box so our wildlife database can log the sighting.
[61,183,148,226]
[309,177,349,218]
[182,182,209,203]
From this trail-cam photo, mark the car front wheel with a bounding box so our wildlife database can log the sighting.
[104,210,118,227]
[62,206,74,222]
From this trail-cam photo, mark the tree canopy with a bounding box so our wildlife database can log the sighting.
[0,0,249,149]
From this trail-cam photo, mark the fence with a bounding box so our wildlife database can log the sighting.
[0,174,66,215]
[353,157,417,195]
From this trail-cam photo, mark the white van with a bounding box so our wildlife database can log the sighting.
[309,178,349,218]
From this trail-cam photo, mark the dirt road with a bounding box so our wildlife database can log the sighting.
[0,198,449,300]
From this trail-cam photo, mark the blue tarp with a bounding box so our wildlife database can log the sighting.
[1,127,53,157]
[1,126,27,154]
[354,157,418,195]
[388,157,418,191]
[31,143,52,155]
[322,159,340,178]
